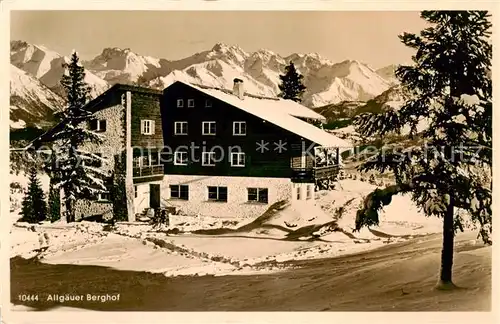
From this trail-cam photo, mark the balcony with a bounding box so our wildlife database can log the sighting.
[291,165,340,183]
[133,164,164,183]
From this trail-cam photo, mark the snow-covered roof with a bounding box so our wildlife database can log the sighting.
[193,83,326,121]
[180,81,353,150]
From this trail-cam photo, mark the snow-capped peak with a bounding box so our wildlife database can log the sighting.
[376,64,400,86]
[255,48,277,56]
[98,47,136,60]
[206,42,249,65]
[10,40,109,99]
[10,64,65,128]
[83,47,162,83]
[285,52,333,66]
[12,40,399,116]
[211,42,242,53]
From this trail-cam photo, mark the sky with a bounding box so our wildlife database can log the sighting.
[10,11,429,69]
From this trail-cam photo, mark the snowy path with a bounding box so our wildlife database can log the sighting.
[9,231,491,312]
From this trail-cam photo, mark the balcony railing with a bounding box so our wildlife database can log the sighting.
[314,165,341,180]
[133,164,164,178]
[291,165,340,182]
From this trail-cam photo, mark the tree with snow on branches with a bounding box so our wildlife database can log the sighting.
[47,51,108,223]
[353,11,492,290]
[278,61,307,102]
[20,167,47,224]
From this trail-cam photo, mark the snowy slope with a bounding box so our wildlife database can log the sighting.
[368,85,407,110]
[158,59,276,97]
[313,85,408,124]
[83,47,170,83]
[302,59,392,107]
[83,42,392,107]
[10,64,65,128]
[11,40,109,99]
[11,40,396,114]
[376,64,400,86]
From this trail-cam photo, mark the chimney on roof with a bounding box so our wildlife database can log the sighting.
[233,78,245,100]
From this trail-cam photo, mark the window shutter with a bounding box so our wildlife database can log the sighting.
[151,120,155,135]
[140,120,145,134]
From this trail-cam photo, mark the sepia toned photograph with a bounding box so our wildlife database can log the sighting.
[6,8,493,315]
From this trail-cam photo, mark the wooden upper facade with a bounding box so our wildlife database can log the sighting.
[31,81,346,183]
[160,81,317,179]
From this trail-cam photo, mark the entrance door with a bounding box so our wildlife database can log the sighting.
[149,184,160,209]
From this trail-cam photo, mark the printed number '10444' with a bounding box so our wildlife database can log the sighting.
[18,294,39,301]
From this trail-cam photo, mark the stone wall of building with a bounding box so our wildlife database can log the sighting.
[162,175,294,219]
[59,104,126,221]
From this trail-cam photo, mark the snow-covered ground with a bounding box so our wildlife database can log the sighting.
[9,179,448,279]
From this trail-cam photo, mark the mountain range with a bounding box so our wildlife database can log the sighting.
[10,40,399,129]
[313,85,407,123]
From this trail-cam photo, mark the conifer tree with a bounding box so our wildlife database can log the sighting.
[45,151,61,222]
[47,181,61,222]
[353,11,492,289]
[20,167,47,223]
[48,51,107,222]
[278,61,306,102]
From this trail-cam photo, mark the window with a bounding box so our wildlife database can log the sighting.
[205,99,212,108]
[170,185,189,200]
[296,186,301,200]
[188,99,195,108]
[98,192,111,201]
[306,185,313,200]
[174,150,188,165]
[174,121,188,135]
[141,120,155,135]
[230,152,245,167]
[233,121,246,136]
[177,99,184,108]
[134,186,138,198]
[202,151,216,166]
[248,188,268,204]
[89,119,107,132]
[208,186,227,202]
[202,121,216,135]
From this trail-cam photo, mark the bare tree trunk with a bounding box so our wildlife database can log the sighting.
[436,195,456,290]
[65,192,75,223]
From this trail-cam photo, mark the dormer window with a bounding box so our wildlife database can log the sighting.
[188,99,195,108]
[205,99,212,108]
[141,120,155,135]
[177,99,184,108]
[89,119,107,133]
